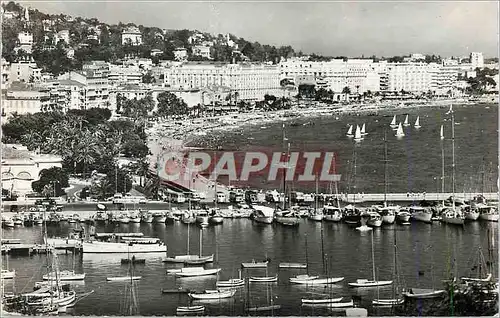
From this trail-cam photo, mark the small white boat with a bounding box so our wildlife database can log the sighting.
[440,125,444,140]
[174,267,221,277]
[403,114,410,127]
[440,207,465,225]
[366,212,382,227]
[355,225,372,231]
[241,260,269,268]
[348,279,393,287]
[461,273,492,283]
[290,275,344,285]
[301,297,343,304]
[252,206,274,224]
[249,275,278,282]
[308,211,324,221]
[360,123,367,136]
[346,125,353,137]
[189,289,236,300]
[372,298,405,306]
[106,276,141,282]
[414,116,421,129]
[163,254,214,265]
[216,278,245,287]
[279,262,307,269]
[1,269,15,279]
[390,115,398,128]
[409,206,432,223]
[396,210,411,223]
[395,122,405,138]
[43,270,85,281]
[403,288,445,299]
[302,300,354,308]
[176,305,205,313]
[354,125,363,142]
[323,205,342,222]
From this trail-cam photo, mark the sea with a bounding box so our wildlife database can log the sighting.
[1,103,498,316]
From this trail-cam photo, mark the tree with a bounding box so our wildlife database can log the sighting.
[342,86,351,94]
[32,167,70,197]
[156,91,189,117]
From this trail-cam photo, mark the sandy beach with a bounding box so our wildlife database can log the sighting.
[146,97,491,157]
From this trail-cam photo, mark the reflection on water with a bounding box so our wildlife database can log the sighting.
[1,219,497,316]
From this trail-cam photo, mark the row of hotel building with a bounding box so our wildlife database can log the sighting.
[1,53,498,118]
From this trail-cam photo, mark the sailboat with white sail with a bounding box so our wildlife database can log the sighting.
[348,231,393,287]
[354,124,363,142]
[346,125,353,137]
[360,123,367,136]
[403,114,410,127]
[390,115,398,129]
[414,116,421,129]
[395,122,405,138]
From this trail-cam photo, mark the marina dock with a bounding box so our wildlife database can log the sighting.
[342,192,498,203]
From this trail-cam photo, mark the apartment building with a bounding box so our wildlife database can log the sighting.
[470,52,484,69]
[1,82,50,118]
[108,64,142,86]
[40,79,86,112]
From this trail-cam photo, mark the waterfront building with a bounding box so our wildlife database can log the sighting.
[470,52,484,69]
[385,62,431,93]
[164,62,283,101]
[1,144,63,198]
[1,82,49,118]
[280,58,380,94]
[121,26,142,46]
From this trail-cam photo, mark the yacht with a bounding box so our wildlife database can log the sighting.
[440,207,465,225]
[252,206,274,224]
[323,205,342,222]
[82,234,167,253]
[376,206,398,224]
[409,206,432,223]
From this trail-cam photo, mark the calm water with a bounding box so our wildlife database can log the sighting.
[1,219,498,316]
[2,104,499,316]
[189,104,498,194]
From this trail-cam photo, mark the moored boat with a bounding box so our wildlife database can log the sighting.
[409,206,432,223]
[152,211,167,223]
[252,206,274,224]
[171,267,221,277]
[176,305,205,314]
[216,278,245,287]
[366,211,382,227]
[323,205,342,222]
[188,289,236,300]
[106,276,141,282]
[402,288,445,299]
[249,275,278,282]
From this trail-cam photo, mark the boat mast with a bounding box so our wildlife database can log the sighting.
[451,105,456,211]
[371,230,376,282]
[214,150,217,210]
[320,222,325,275]
[315,175,318,214]
[305,234,309,276]
[186,223,190,255]
[392,229,398,302]
[282,123,286,210]
[384,130,388,207]
[199,228,202,258]
[441,125,445,206]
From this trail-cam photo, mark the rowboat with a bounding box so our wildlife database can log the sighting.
[348,279,393,287]
[301,297,343,304]
[402,288,445,299]
[106,276,141,282]
[173,267,221,277]
[372,298,405,306]
[188,289,236,300]
[216,278,245,287]
[249,275,278,283]
[176,305,205,313]
[302,300,354,308]
[247,305,281,312]
[290,275,344,284]
[279,262,307,269]
[241,260,269,268]
[161,287,191,294]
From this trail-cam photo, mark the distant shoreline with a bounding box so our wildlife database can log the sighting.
[147,98,495,156]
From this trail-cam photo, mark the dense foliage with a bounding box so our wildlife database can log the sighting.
[1,108,148,178]
[31,167,69,196]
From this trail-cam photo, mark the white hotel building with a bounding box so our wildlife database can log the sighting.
[164,62,283,101]
[279,59,380,93]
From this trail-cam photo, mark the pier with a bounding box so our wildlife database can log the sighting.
[1,243,82,255]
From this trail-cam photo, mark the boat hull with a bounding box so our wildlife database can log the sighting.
[175,268,221,277]
[43,272,85,281]
[302,301,354,308]
[249,276,278,282]
[465,211,480,221]
[480,213,499,222]
[308,214,324,221]
[275,217,300,226]
[411,212,432,223]
[348,280,393,287]
[82,241,167,253]
[403,289,445,299]
[301,297,343,304]
[106,276,141,281]
[253,216,273,224]
[163,254,214,264]
[372,298,404,306]
[441,216,465,225]
[323,215,342,222]
[290,277,344,284]
[152,216,167,223]
[189,289,236,300]
[177,306,205,313]
[241,261,268,268]
[381,215,396,224]
[216,279,245,287]
[367,219,382,227]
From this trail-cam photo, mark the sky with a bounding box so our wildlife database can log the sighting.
[21,1,499,58]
